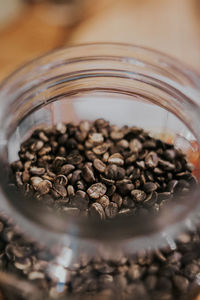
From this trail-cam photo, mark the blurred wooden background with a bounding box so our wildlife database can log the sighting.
[0,0,200,81]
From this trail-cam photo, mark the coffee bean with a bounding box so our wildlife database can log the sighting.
[173,275,189,293]
[89,203,105,220]
[82,165,95,183]
[60,164,75,176]
[89,133,104,145]
[53,183,67,198]
[145,152,158,168]
[67,152,83,165]
[71,191,89,210]
[54,175,68,186]
[92,143,109,155]
[37,180,52,195]
[106,185,116,197]
[131,190,146,202]
[105,164,125,180]
[108,153,124,166]
[112,193,122,207]
[87,183,107,199]
[116,179,134,195]
[31,176,43,190]
[96,195,110,208]
[127,264,143,280]
[105,202,118,219]
[93,159,106,173]
[110,130,124,140]
[129,139,142,153]
[143,182,157,193]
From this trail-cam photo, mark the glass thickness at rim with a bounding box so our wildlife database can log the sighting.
[0,43,200,250]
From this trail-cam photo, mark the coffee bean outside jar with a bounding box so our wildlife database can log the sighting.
[0,44,200,300]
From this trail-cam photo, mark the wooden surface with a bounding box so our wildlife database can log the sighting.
[0,0,200,81]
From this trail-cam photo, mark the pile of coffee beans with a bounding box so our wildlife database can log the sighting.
[0,216,200,300]
[10,119,197,219]
[2,119,198,300]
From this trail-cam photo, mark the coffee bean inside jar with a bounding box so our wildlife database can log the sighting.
[2,119,199,300]
[10,119,197,219]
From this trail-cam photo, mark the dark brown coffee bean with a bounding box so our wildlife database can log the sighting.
[108,153,124,166]
[127,264,143,280]
[159,159,175,171]
[136,160,145,169]
[60,164,75,176]
[53,183,67,198]
[96,195,110,208]
[123,196,135,208]
[116,179,134,195]
[100,174,115,185]
[30,167,45,176]
[145,152,158,168]
[112,193,122,207]
[37,180,52,195]
[105,164,125,180]
[129,139,142,153]
[145,275,157,290]
[55,175,68,186]
[87,183,107,199]
[82,165,95,183]
[56,122,67,134]
[164,149,176,161]
[126,153,138,164]
[143,191,158,207]
[143,139,157,149]
[173,275,189,293]
[106,185,116,196]
[143,182,157,193]
[105,202,118,219]
[89,133,104,145]
[67,152,83,165]
[92,143,109,155]
[110,130,124,140]
[131,190,146,202]
[93,159,106,173]
[71,191,89,209]
[89,203,105,220]
[31,176,43,190]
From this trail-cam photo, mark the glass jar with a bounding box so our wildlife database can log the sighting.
[0,43,200,300]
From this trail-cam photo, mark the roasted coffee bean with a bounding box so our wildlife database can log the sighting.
[129,139,142,153]
[82,165,95,183]
[106,185,116,197]
[108,153,124,166]
[37,180,52,195]
[105,202,118,219]
[93,159,106,173]
[105,164,125,180]
[173,275,189,293]
[143,182,157,193]
[53,183,67,198]
[71,191,89,210]
[112,193,122,207]
[89,133,104,145]
[67,152,83,165]
[131,190,146,202]
[145,152,158,168]
[96,195,110,208]
[116,179,134,195]
[92,143,109,155]
[60,164,75,176]
[55,175,68,186]
[87,183,107,199]
[122,196,135,208]
[89,203,105,220]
